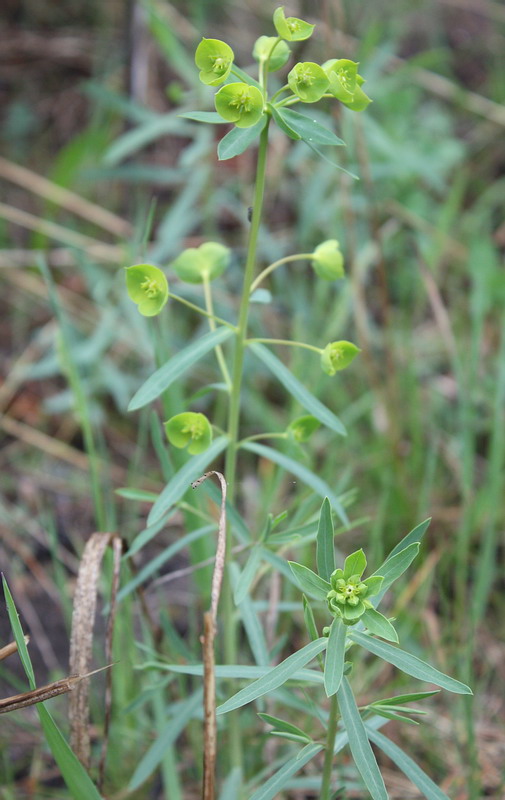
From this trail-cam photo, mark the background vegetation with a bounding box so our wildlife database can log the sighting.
[0,0,503,797]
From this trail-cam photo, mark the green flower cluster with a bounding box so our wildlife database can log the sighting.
[194,7,371,131]
[326,549,383,625]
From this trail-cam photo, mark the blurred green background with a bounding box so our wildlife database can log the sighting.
[0,1,504,798]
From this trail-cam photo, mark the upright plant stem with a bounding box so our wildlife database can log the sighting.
[320,693,339,800]
[221,119,271,771]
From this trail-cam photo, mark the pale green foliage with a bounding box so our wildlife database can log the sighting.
[321,340,361,375]
[170,241,231,284]
[195,38,234,86]
[164,412,213,454]
[311,240,345,280]
[125,264,169,316]
[273,6,315,41]
[215,82,264,128]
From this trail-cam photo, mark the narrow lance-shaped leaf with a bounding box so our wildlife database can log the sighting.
[249,343,346,436]
[361,608,398,643]
[370,542,420,606]
[233,546,262,605]
[243,441,348,525]
[148,437,228,525]
[288,561,331,601]
[324,618,347,696]
[349,631,472,694]
[257,713,311,741]
[218,117,267,161]
[248,743,323,800]
[317,497,335,581]
[276,107,344,146]
[336,677,388,800]
[216,638,328,715]
[367,727,451,800]
[128,327,234,411]
[343,548,367,580]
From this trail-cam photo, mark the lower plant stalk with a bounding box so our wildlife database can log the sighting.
[222,120,271,772]
[320,693,339,800]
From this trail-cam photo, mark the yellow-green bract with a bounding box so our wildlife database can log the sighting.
[321,341,361,375]
[323,59,372,111]
[311,240,345,280]
[288,415,320,442]
[273,6,315,41]
[253,35,290,72]
[215,82,264,128]
[125,264,169,317]
[195,38,234,86]
[169,242,231,284]
[287,62,329,103]
[164,412,213,455]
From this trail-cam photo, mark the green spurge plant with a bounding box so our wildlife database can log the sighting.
[123,7,471,799]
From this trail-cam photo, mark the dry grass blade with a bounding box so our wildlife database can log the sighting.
[191,471,227,800]
[0,666,111,715]
[69,532,122,769]
[0,156,132,238]
[0,635,29,662]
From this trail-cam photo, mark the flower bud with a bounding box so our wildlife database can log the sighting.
[164,412,213,455]
[195,38,234,86]
[125,264,169,317]
[273,7,315,41]
[253,35,290,72]
[287,415,320,442]
[287,62,329,103]
[170,242,230,284]
[321,341,361,376]
[311,240,345,280]
[215,82,264,128]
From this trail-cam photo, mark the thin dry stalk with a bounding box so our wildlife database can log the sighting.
[191,471,228,800]
[0,636,29,662]
[0,666,111,715]
[69,532,122,769]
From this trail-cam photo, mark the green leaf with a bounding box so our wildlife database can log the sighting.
[370,690,440,707]
[218,117,267,160]
[276,107,344,146]
[370,542,420,604]
[152,662,324,684]
[216,638,327,715]
[2,577,104,800]
[343,548,367,580]
[243,441,348,525]
[230,562,269,667]
[349,631,473,694]
[288,561,331,600]
[270,104,300,140]
[336,677,388,800]
[116,487,159,502]
[249,343,346,436]
[387,518,431,560]
[147,437,228,525]
[179,110,228,123]
[324,618,347,696]
[367,728,451,800]
[233,546,262,605]
[302,596,321,646]
[305,140,358,178]
[128,689,203,790]
[316,497,335,581]
[258,713,310,741]
[370,708,419,726]
[248,743,323,800]
[361,608,399,643]
[128,327,234,411]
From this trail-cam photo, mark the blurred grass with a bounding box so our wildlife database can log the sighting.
[0,0,504,797]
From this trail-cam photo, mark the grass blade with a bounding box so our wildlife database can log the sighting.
[2,577,103,800]
[349,631,472,694]
[336,677,388,800]
[128,328,234,411]
[250,343,346,436]
[248,743,323,800]
[216,639,327,715]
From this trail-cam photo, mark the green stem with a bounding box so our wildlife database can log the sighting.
[270,84,290,103]
[169,291,235,329]
[222,119,271,772]
[238,432,288,446]
[202,274,233,390]
[246,337,322,354]
[320,693,339,800]
[250,253,313,293]
[274,95,300,108]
